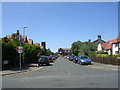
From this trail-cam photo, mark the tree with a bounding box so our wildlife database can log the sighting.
[71,41,82,55]
[23,43,39,63]
[71,41,97,56]
[2,36,19,68]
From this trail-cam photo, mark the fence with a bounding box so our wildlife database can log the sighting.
[90,57,120,66]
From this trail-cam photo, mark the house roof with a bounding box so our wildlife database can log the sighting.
[22,36,27,38]
[101,42,112,50]
[34,43,40,46]
[100,35,120,50]
[40,46,44,49]
[27,39,33,44]
[6,35,12,38]
[116,34,120,42]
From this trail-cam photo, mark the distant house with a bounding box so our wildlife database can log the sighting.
[27,39,33,44]
[6,35,12,38]
[97,41,113,55]
[34,43,40,46]
[112,35,120,54]
[22,36,28,43]
[92,35,106,45]
[58,48,71,55]
[40,46,44,49]
[97,35,120,55]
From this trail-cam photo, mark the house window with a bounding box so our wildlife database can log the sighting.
[115,51,119,54]
[115,43,118,47]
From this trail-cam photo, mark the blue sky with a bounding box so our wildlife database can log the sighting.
[2,2,118,52]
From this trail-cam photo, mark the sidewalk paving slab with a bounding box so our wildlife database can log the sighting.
[85,62,120,71]
[1,63,42,76]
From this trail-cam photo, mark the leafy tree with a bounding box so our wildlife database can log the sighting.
[71,41,97,56]
[71,41,82,55]
[45,48,51,56]
[2,39,19,68]
[23,43,38,63]
[54,52,58,56]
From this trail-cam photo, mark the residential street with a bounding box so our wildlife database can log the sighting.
[2,56,118,88]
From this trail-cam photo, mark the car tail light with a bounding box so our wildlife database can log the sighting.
[38,59,40,62]
[76,58,78,60]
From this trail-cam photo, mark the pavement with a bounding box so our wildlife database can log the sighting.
[84,62,119,71]
[1,63,43,76]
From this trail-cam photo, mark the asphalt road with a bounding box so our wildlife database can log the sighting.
[2,56,118,88]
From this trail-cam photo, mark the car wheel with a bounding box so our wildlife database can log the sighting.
[47,63,50,66]
[38,63,41,67]
[80,62,82,65]
[73,60,75,63]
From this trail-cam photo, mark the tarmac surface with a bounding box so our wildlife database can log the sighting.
[1,58,119,76]
[2,57,119,88]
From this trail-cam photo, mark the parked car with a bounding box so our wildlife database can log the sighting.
[65,56,69,59]
[73,56,79,63]
[51,55,56,60]
[48,56,54,62]
[38,56,50,66]
[69,56,75,61]
[78,55,91,65]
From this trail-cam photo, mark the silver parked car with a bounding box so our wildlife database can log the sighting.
[78,55,91,65]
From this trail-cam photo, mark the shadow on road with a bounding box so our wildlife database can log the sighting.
[40,64,53,67]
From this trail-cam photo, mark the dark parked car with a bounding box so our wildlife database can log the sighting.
[73,56,79,63]
[51,55,56,60]
[48,56,54,62]
[38,56,50,66]
[78,55,91,65]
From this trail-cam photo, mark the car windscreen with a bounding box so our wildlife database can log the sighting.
[80,56,88,59]
[40,57,48,60]
[71,56,74,58]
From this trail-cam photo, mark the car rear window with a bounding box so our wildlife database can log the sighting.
[40,57,48,60]
[80,56,88,59]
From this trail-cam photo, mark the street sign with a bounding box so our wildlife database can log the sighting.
[4,60,9,64]
[18,46,23,53]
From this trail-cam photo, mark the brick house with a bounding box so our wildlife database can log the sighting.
[58,48,71,55]
[27,39,33,44]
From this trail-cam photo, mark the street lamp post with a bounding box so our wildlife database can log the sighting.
[23,26,28,40]
[23,25,28,64]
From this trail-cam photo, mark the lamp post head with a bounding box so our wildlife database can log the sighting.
[24,26,28,28]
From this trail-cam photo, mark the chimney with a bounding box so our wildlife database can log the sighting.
[88,39,91,42]
[98,35,101,40]
[17,30,19,35]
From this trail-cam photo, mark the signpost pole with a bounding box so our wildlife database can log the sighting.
[19,53,21,70]
[18,34,23,70]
